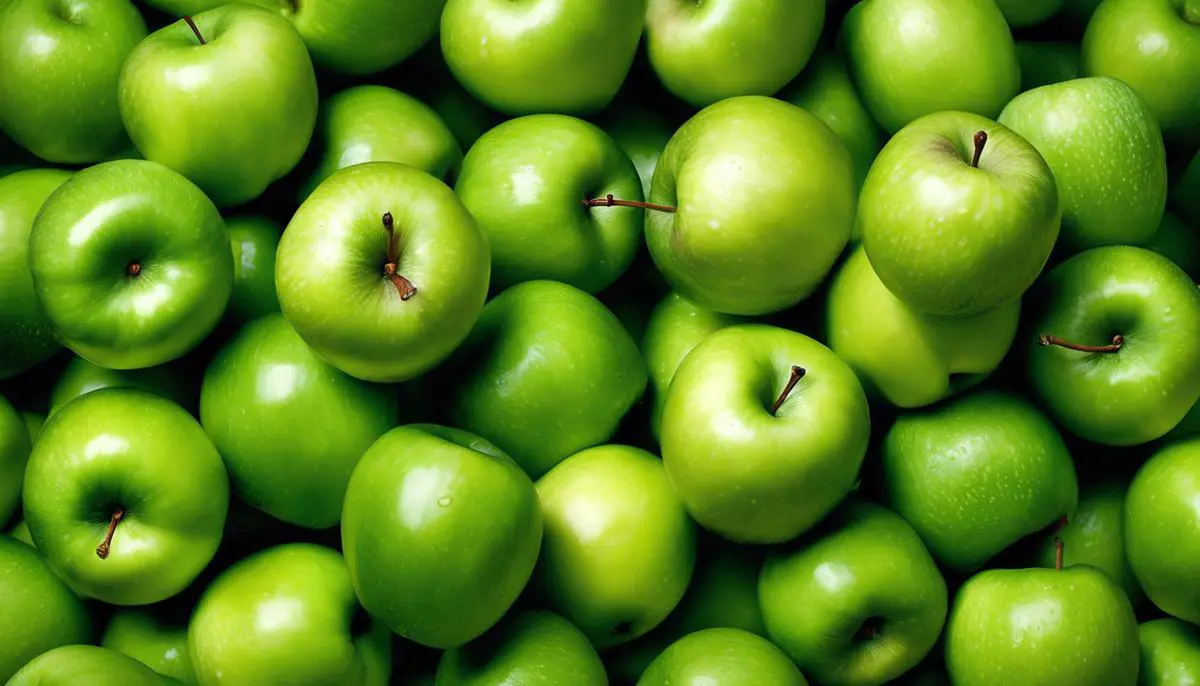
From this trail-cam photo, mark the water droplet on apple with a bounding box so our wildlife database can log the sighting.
[438,497,452,507]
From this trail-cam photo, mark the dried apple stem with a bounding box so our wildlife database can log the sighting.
[182,16,206,45]
[1038,334,1123,353]
[96,508,125,559]
[770,366,806,416]
[971,131,987,168]
[381,212,417,301]
[582,194,676,214]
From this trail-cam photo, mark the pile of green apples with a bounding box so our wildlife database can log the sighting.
[1,0,1199,682]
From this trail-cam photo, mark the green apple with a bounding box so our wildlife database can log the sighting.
[285,0,446,74]
[302,85,461,200]
[442,280,646,478]
[436,610,606,686]
[342,424,541,649]
[50,355,196,416]
[441,0,642,115]
[102,608,196,683]
[0,537,91,683]
[663,324,869,543]
[189,543,391,686]
[29,159,232,369]
[858,111,1060,316]
[1169,400,1200,440]
[883,391,1078,572]
[759,502,947,686]
[1035,479,1142,603]
[842,0,1020,133]
[1139,618,1200,685]
[639,628,808,686]
[201,313,398,529]
[224,216,281,324]
[0,169,70,378]
[1026,246,1200,446]
[23,388,229,605]
[0,0,146,163]
[0,393,31,528]
[20,412,43,446]
[1126,437,1200,624]
[7,518,34,546]
[1174,152,1200,225]
[644,0,823,108]
[646,96,856,316]
[276,162,490,383]
[1082,0,1200,151]
[1016,41,1081,90]
[998,77,1168,251]
[994,0,1063,26]
[598,103,675,197]
[1146,211,1200,280]
[826,246,1021,409]
[8,645,171,686]
[119,5,318,208]
[535,444,695,648]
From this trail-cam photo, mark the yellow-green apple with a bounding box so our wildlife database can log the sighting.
[436,610,607,686]
[638,628,808,686]
[50,356,196,416]
[7,645,172,686]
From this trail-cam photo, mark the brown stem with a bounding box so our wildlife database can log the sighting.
[582,194,677,214]
[1038,334,1123,353]
[96,509,125,559]
[126,261,141,277]
[1054,536,1064,571]
[381,212,416,301]
[971,131,987,168]
[770,365,806,416]
[182,16,206,45]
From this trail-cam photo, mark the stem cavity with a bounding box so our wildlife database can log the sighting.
[126,261,141,277]
[971,131,987,168]
[182,16,206,45]
[770,365,806,416]
[96,508,125,559]
[1038,334,1123,353]
[582,194,677,214]
[381,213,417,301]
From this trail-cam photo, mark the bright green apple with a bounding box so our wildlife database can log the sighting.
[883,391,1078,572]
[1174,152,1200,225]
[994,0,1063,26]
[29,159,232,369]
[285,0,447,74]
[858,111,1060,316]
[0,393,31,528]
[1026,246,1200,446]
[1016,41,1081,90]
[1139,618,1200,685]
[1146,211,1200,280]
[0,169,70,378]
[201,313,398,529]
[842,0,1020,133]
[0,0,146,163]
[103,608,196,684]
[535,444,695,648]
[646,96,855,316]
[436,610,606,686]
[998,77,1168,252]
[189,543,391,686]
[826,246,1021,408]
[50,355,196,416]
[224,216,281,324]
[598,103,675,197]
[119,5,318,208]
[8,645,171,686]
[23,388,229,605]
[276,162,490,383]
[639,628,808,686]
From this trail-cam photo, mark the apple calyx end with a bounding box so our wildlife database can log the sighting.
[182,16,207,45]
[971,131,987,168]
[95,508,125,560]
[1037,333,1123,354]
[770,365,806,416]
[126,261,141,278]
[582,194,677,214]
[381,212,417,301]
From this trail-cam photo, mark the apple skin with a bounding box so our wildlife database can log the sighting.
[841,0,1020,134]
[189,543,391,686]
[200,313,399,529]
[0,392,32,528]
[435,610,607,686]
[224,216,281,324]
[1016,42,1081,90]
[534,444,696,649]
[858,111,1060,317]
[0,536,91,683]
[286,0,446,75]
[994,0,1063,27]
[455,114,643,293]
[944,565,1140,686]
[119,4,318,208]
[825,246,1021,409]
[20,412,43,445]
[644,0,823,108]
[1146,211,1200,280]
[8,645,173,686]
[646,96,856,316]
[883,391,1078,572]
[50,356,196,416]
[1026,246,1200,446]
[440,0,643,115]
[0,0,146,163]
[23,389,229,605]
[341,424,542,649]
[998,77,1168,252]
[1125,437,1200,624]
[8,518,34,546]
[276,162,490,383]
[29,159,233,370]
[639,628,808,686]
[102,608,196,684]
[0,169,70,378]
[598,103,675,197]
[1139,618,1200,685]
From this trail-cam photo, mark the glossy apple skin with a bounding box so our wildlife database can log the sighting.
[883,391,1078,572]
[534,445,696,649]
[0,537,91,683]
[342,425,541,648]
[29,159,233,370]
[826,246,1020,409]
[1139,618,1200,685]
[1016,42,1081,90]
[50,356,196,416]
[999,77,1168,252]
[436,610,606,686]
[201,314,398,529]
[0,170,70,378]
[119,5,318,208]
[841,0,1020,134]
[8,645,170,686]
[456,114,642,293]
[599,103,675,197]
[1146,211,1200,280]
[1026,247,1200,446]
[859,111,1060,317]
[102,608,196,684]
[0,393,31,527]
[1126,438,1200,624]
[0,0,146,163]
[945,565,1139,686]
[441,0,642,115]
[288,0,446,74]
[662,324,871,543]
[639,628,807,686]
[647,96,856,316]
[23,389,229,605]
[189,543,391,686]
[224,216,281,324]
[276,162,490,383]
[644,0,823,108]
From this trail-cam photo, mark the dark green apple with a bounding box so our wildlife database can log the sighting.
[50,355,195,416]
[0,393,31,528]
[994,0,1063,26]
[20,412,43,447]
[639,628,807,686]
[1174,152,1200,225]
[1016,41,1081,90]
[224,216,281,324]
[1139,618,1200,685]
[436,610,606,686]
[598,103,675,197]
[1145,211,1200,280]
[7,518,34,547]
[8,645,170,686]
[102,608,196,683]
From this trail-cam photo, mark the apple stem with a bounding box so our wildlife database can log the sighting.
[1054,536,1064,571]
[381,212,417,301]
[96,508,125,559]
[770,365,806,416]
[126,261,141,277]
[182,16,206,45]
[971,131,987,168]
[582,194,677,214]
[1038,334,1123,353]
